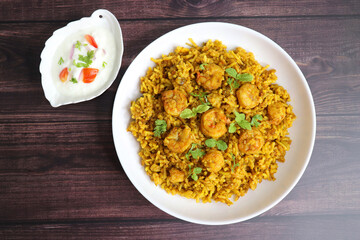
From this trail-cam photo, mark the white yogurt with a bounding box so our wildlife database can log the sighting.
[52,27,116,97]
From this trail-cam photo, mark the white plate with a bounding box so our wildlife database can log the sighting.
[112,22,316,225]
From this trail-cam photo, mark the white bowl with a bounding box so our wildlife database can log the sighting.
[112,22,316,225]
[40,9,124,107]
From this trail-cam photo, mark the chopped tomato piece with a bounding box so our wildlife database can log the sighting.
[59,68,69,82]
[85,34,98,48]
[82,68,99,83]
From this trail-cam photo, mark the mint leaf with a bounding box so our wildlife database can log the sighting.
[205,139,217,148]
[216,140,228,151]
[193,167,202,175]
[193,104,210,114]
[251,114,263,127]
[234,111,245,123]
[228,122,237,133]
[236,73,253,82]
[239,121,252,130]
[225,68,238,78]
[180,109,196,119]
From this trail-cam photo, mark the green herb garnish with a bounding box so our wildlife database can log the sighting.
[205,139,228,151]
[188,165,202,181]
[185,143,205,160]
[58,57,64,65]
[231,153,240,173]
[228,111,252,132]
[199,63,208,70]
[102,61,107,68]
[228,122,237,133]
[70,77,78,84]
[191,148,206,159]
[180,104,210,119]
[190,92,211,106]
[73,50,94,68]
[250,114,263,127]
[154,119,167,137]
[227,77,240,91]
[75,40,82,51]
[225,68,254,91]
[225,68,254,82]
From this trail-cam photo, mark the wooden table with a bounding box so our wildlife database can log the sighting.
[1,0,359,239]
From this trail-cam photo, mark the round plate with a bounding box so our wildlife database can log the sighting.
[112,22,316,225]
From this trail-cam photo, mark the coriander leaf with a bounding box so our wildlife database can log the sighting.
[191,92,211,106]
[180,109,196,119]
[205,139,217,148]
[231,153,240,173]
[193,104,210,114]
[73,50,94,68]
[185,143,197,160]
[70,77,78,84]
[225,68,238,78]
[191,149,205,159]
[154,119,167,137]
[75,41,82,50]
[216,140,228,151]
[102,61,107,68]
[236,73,254,82]
[58,57,64,65]
[239,120,252,130]
[191,173,198,181]
[228,122,237,133]
[199,63,208,70]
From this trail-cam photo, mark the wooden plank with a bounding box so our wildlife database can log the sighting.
[0,17,359,123]
[0,115,359,221]
[0,215,359,239]
[0,0,359,22]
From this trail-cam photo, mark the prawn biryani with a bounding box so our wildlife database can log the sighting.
[127,39,296,205]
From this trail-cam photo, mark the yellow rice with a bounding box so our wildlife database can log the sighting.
[127,39,296,205]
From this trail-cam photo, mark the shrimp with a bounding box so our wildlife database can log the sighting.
[161,90,188,116]
[169,168,185,183]
[267,102,286,125]
[164,126,193,153]
[238,129,264,154]
[236,83,260,109]
[202,149,225,173]
[200,108,228,139]
[196,63,224,90]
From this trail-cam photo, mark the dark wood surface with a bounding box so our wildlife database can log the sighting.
[1,0,360,239]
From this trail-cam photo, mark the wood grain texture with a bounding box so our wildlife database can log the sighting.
[1,17,360,123]
[0,0,360,22]
[1,0,360,239]
[1,215,360,240]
